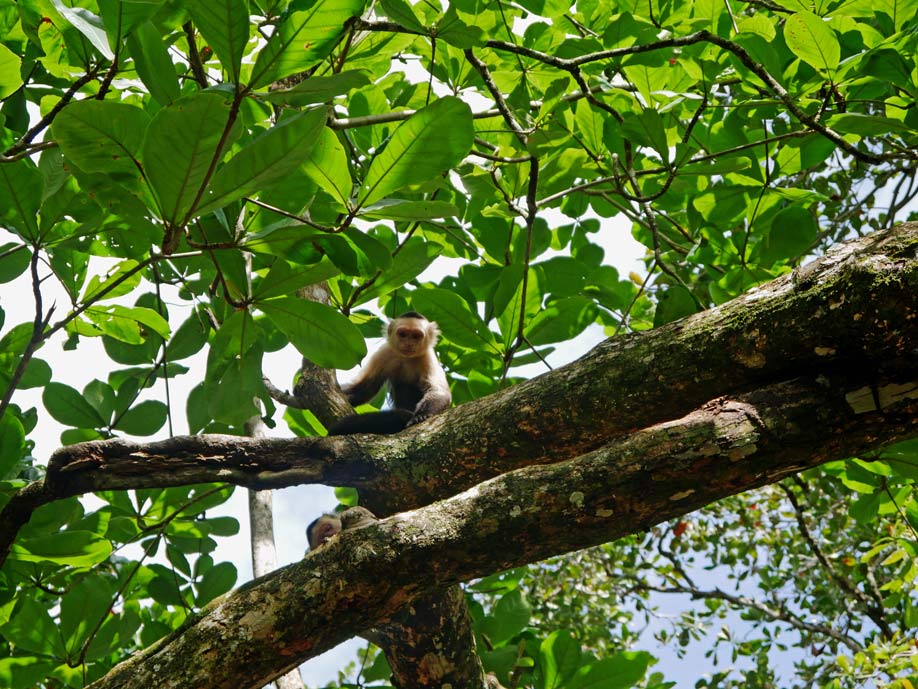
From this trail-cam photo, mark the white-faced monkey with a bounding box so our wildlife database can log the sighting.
[306,513,341,550]
[327,311,451,435]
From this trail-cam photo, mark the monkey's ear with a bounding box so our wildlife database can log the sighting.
[426,320,440,346]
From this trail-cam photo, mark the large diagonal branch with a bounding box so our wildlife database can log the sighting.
[0,224,914,567]
[85,369,918,689]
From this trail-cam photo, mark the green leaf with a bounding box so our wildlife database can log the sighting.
[115,400,168,435]
[11,530,113,566]
[196,562,238,605]
[825,113,916,136]
[52,100,150,176]
[197,107,329,215]
[250,0,369,89]
[358,199,461,220]
[621,109,669,163]
[126,21,181,106]
[0,43,23,99]
[258,298,366,369]
[379,0,426,32]
[760,205,818,264]
[301,127,352,208]
[43,382,107,428]
[0,244,30,283]
[410,288,493,349]
[94,305,171,341]
[525,296,597,345]
[52,0,114,60]
[261,70,372,106]
[479,589,532,647]
[97,0,161,37]
[0,597,65,657]
[141,92,236,224]
[188,0,250,83]
[0,657,56,689]
[168,310,211,361]
[81,259,143,302]
[0,159,42,240]
[19,358,52,389]
[255,257,341,300]
[572,651,651,689]
[353,239,439,305]
[60,576,115,656]
[0,412,25,477]
[360,97,474,206]
[539,630,582,689]
[784,12,840,74]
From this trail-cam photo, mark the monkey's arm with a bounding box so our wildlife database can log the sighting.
[407,369,452,425]
[339,348,390,406]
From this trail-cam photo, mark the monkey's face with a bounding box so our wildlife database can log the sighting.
[392,319,430,358]
[309,516,341,549]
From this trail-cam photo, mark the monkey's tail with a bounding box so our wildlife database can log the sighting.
[326,409,414,435]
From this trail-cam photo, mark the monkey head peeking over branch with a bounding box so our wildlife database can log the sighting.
[306,508,378,550]
[327,312,451,435]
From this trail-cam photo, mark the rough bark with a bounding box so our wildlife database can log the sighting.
[84,369,917,689]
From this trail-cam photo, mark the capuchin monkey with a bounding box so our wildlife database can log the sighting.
[306,513,341,550]
[306,507,378,550]
[327,312,451,435]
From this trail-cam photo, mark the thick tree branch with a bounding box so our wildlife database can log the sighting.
[0,224,914,567]
[85,371,918,689]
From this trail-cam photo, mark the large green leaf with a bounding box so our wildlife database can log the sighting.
[249,0,369,89]
[0,43,23,99]
[539,630,582,689]
[115,400,168,436]
[352,238,440,305]
[302,127,352,209]
[52,100,150,176]
[188,0,250,84]
[141,92,237,224]
[11,530,113,566]
[59,576,115,656]
[196,107,329,215]
[195,561,238,605]
[126,21,181,106]
[478,589,532,647]
[52,0,114,60]
[97,0,161,38]
[410,288,494,349]
[261,70,372,107]
[258,297,366,369]
[784,11,840,75]
[0,159,42,240]
[42,382,107,428]
[0,243,30,283]
[571,652,651,689]
[358,199,460,221]
[525,296,597,346]
[360,97,474,206]
[0,657,56,689]
[0,597,65,657]
[0,412,25,477]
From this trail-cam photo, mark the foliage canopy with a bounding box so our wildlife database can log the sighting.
[0,0,917,686]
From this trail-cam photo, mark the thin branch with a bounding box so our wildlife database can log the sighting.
[779,481,893,637]
[464,48,528,145]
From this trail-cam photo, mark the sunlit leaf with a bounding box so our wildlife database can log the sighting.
[360,97,474,206]
[249,0,368,89]
[784,11,840,74]
[258,298,366,369]
[188,0,250,83]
